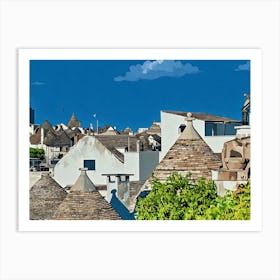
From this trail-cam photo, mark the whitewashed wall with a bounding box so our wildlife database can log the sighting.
[204,136,238,152]
[160,111,237,160]
[139,151,159,180]
[160,111,205,160]
[54,136,125,187]
[123,152,140,181]
[53,136,159,187]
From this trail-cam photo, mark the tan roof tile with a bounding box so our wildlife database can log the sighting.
[30,173,67,220]
[52,169,121,220]
[146,113,222,184]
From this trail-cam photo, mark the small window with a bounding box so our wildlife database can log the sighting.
[224,123,241,135]
[84,160,96,170]
[178,124,186,133]
[205,122,224,136]
[51,159,59,165]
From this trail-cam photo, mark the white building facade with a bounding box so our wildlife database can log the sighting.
[54,135,159,187]
[160,111,242,161]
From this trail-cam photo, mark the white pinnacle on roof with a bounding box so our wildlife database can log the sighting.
[179,112,202,140]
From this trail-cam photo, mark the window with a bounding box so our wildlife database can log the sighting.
[50,159,59,165]
[205,122,241,136]
[224,123,242,135]
[84,160,96,170]
[178,124,186,133]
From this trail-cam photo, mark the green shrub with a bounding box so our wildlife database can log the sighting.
[30,148,45,160]
[135,173,250,220]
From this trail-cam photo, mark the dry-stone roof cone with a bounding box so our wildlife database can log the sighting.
[147,113,222,183]
[52,168,121,220]
[67,113,81,128]
[30,173,67,220]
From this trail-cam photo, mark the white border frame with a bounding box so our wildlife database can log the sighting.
[18,48,262,232]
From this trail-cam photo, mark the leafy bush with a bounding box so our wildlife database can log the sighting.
[205,180,250,220]
[135,173,250,220]
[30,148,45,160]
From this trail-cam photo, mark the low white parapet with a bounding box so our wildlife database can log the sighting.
[235,125,250,138]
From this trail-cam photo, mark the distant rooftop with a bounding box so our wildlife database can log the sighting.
[67,113,81,128]
[95,134,155,163]
[162,110,241,123]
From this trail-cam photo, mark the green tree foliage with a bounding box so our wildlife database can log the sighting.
[30,148,45,160]
[205,180,250,220]
[135,173,250,220]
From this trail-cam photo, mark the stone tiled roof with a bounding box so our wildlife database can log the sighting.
[128,181,145,212]
[30,173,67,220]
[64,127,82,139]
[44,129,72,147]
[67,113,81,128]
[162,110,241,123]
[96,135,153,163]
[145,113,222,185]
[70,168,97,192]
[41,120,53,130]
[52,191,122,220]
[30,120,72,147]
[120,127,133,135]
[99,126,120,135]
[52,169,121,220]
[75,181,145,213]
[135,131,161,149]
[148,122,161,135]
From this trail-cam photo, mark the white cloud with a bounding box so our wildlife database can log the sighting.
[114,60,200,82]
[235,61,250,71]
[31,81,45,86]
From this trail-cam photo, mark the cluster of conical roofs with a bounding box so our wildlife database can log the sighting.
[30,113,226,220]
[30,169,121,220]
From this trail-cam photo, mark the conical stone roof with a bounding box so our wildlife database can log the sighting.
[30,120,71,147]
[52,169,121,220]
[67,113,81,128]
[70,168,97,192]
[147,113,222,183]
[41,120,54,132]
[30,173,67,220]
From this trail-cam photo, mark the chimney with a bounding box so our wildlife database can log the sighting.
[104,175,117,203]
[116,175,130,208]
[102,173,132,209]
[136,140,140,152]
[40,127,44,145]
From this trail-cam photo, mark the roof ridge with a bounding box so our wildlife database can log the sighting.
[162,110,241,123]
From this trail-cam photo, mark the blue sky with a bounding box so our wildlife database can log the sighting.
[30,59,250,131]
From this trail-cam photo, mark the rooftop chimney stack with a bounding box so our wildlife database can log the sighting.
[40,127,44,145]
[136,140,140,152]
[102,173,133,209]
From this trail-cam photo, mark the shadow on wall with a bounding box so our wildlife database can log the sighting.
[110,190,135,220]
